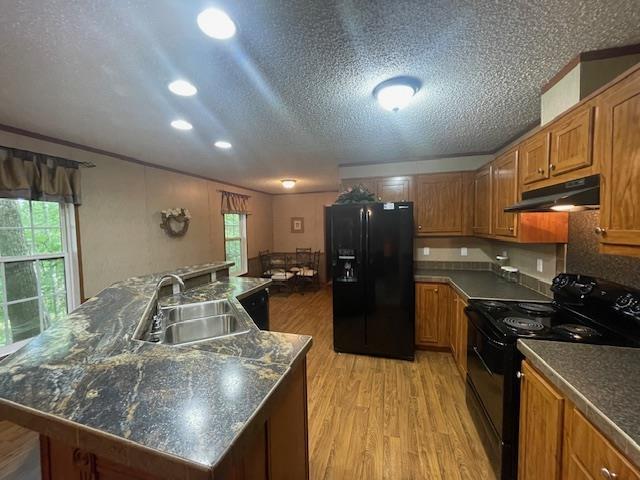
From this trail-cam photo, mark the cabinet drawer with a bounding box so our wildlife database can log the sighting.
[565,407,640,480]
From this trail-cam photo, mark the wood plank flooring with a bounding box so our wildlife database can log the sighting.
[0,286,495,480]
[270,287,496,480]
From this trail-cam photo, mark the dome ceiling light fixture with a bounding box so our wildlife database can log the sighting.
[170,119,193,131]
[281,179,297,189]
[197,8,236,40]
[168,79,197,96]
[214,140,232,150]
[373,76,422,112]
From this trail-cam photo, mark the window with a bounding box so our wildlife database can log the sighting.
[223,213,247,276]
[0,199,80,356]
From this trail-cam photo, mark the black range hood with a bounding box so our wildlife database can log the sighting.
[504,174,600,213]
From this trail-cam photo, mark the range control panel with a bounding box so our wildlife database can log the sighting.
[552,273,640,321]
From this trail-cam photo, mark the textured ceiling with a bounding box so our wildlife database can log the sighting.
[0,1,639,193]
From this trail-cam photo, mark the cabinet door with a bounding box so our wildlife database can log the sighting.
[473,164,492,235]
[449,296,458,358]
[521,131,551,185]
[416,173,463,235]
[564,406,640,480]
[518,361,564,480]
[550,106,594,176]
[597,68,640,253]
[492,149,519,237]
[415,283,447,347]
[456,296,468,376]
[375,176,412,202]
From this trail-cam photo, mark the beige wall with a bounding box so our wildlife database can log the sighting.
[0,130,273,297]
[271,192,337,252]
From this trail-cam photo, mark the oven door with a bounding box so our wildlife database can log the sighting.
[466,311,508,441]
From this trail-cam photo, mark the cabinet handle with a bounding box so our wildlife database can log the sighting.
[537,168,544,174]
[418,225,422,230]
[549,164,556,171]
[601,467,618,479]
[594,227,607,236]
[508,227,514,232]
[434,289,438,293]
[516,371,524,379]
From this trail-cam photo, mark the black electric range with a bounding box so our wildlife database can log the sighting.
[464,273,640,480]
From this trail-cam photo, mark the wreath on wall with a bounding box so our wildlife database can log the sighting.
[335,184,376,204]
[160,208,192,237]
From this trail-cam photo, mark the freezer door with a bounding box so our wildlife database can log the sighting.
[330,205,367,353]
[365,202,415,359]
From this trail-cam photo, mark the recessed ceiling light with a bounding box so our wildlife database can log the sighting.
[373,77,421,112]
[197,8,236,39]
[214,140,232,150]
[281,179,297,189]
[171,119,193,131]
[168,80,197,96]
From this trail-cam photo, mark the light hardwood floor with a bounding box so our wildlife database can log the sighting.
[0,286,495,480]
[271,287,496,480]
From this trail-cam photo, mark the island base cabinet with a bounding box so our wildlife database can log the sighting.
[40,360,309,480]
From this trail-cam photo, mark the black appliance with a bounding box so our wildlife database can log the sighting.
[504,174,600,212]
[240,289,270,330]
[465,273,640,480]
[328,202,414,360]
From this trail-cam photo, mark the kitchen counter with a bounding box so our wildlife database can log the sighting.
[518,339,640,467]
[0,262,312,478]
[414,269,550,302]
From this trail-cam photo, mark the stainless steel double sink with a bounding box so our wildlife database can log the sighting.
[149,299,249,345]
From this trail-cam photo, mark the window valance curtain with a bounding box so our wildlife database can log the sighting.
[0,146,85,205]
[220,190,249,214]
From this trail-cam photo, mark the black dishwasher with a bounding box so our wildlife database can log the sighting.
[240,288,270,330]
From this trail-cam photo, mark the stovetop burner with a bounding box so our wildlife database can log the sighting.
[478,300,509,311]
[503,316,545,331]
[552,324,602,341]
[517,303,555,315]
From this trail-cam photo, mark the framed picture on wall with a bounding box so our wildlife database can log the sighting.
[291,217,304,233]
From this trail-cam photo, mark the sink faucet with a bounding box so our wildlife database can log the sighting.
[154,274,185,311]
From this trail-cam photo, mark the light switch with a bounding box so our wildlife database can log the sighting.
[461,247,468,257]
[537,258,543,272]
[423,247,430,256]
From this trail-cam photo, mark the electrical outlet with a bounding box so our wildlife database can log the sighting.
[537,258,544,272]
[423,247,430,256]
[461,247,468,257]
[502,250,508,257]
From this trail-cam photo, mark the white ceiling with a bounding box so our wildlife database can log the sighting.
[0,1,639,193]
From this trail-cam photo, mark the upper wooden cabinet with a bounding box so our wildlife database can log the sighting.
[415,173,463,235]
[521,131,551,185]
[549,105,594,177]
[415,282,449,348]
[492,149,519,237]
[473,164,492,235]
[375,176,413,202]
[596,67,640,256]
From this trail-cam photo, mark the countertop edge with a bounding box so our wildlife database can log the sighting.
[414,272,550,302]
[517,340,640,467]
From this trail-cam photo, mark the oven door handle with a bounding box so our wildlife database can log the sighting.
[472,346,494,376]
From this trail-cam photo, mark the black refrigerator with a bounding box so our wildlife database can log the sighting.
[328,202,414,360]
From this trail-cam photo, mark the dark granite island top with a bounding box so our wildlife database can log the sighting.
[414,269,550,302]
[0,262,312,479]
[518,340,640,467]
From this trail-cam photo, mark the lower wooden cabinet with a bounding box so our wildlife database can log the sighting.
[415,282,450,348]
[518,360,640,480]
[451,293,468,377]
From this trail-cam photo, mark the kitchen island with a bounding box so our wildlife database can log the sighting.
[0,262,312,480]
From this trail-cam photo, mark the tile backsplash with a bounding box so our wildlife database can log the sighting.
[566,210,640,289]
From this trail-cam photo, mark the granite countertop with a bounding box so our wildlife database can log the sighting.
[0,262,312,477]
[414,269,550,302]
[518,340,640,467]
